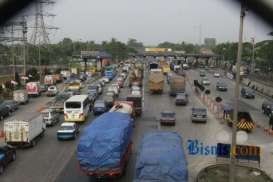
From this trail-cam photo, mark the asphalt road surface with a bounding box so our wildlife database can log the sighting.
[1,67,273,182]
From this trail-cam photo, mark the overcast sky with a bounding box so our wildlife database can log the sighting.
[42,0,272,45]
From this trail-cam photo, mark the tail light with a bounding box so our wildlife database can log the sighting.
[79,113,84,118]
[64,113,68,119]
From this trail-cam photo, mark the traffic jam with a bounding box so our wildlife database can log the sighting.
[0,58,273,182]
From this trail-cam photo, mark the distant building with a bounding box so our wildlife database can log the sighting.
[204,38,216,48]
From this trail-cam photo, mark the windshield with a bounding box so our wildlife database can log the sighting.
[65,102,81,109]
[60,126,74,130]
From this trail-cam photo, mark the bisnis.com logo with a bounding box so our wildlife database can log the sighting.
[187,139,261,156]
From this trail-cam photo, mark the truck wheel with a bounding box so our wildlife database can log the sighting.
[0,166,4,175]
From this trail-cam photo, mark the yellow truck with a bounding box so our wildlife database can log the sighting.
[148,72,164,94]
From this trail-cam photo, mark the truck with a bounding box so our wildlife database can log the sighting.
[26,82,41,97]
[13,90,28,104]
[77,112,133,178]
[46,93,71,112]
[44,75,55,86]
[104,66,116,80]
[129,69,143,87]
[4,117,46,147]
[109,101,134,118]
[149,62,159,71]
[169,76,186,96]
[71,67,79,75]
[134,132,188,182]
[148,72,164,94]
[126,94,142,116]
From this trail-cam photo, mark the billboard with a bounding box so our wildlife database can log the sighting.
[145,48,172,52]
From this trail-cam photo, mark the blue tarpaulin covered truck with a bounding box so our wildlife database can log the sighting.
[77,112,133,178]
[134,132,188,182]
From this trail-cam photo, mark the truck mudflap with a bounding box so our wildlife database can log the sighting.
[79,142,132,178]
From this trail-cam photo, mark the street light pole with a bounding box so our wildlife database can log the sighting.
[251,37,255,73]
[230,2,246,182]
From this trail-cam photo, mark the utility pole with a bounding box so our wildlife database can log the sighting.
[251,37,255,73]
[22,17,27,76]
[230,2,246,182]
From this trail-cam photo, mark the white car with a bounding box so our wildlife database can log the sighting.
[111,83,120,92]
[107,86,119,96]
[102,77,110,83]
[57,122,79,140]
[131,90,141,96]
[214,72,220,78]
[46,86,58,96]
[201,78,211,85]
[121,73,127,79]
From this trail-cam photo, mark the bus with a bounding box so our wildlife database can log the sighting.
[64,95,90,122]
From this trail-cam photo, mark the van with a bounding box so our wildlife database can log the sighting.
[41,109,60,126]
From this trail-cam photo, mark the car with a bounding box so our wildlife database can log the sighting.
[159,111,176,126]
[103,93,115,108]
[99,80,105,87]
[107,86,119,97]
[241,87,255,99]
[0,103,10,120]
[0,145,16,175]
[214,72,220,78]
[131,86,141,92]
[117,77,124,88]
[87,85,98,93]
[93,100,107,115]
[57,122,79,140]
[87,91,97,104]
[46,86,58,97]
[201,77,210,86]
[101,77,110,83]
[64,89,81,96]
[40,84,47,93]
[216,81,228,91]
[41,108,60,126]
[95,83,103,95]
[3,100,18,112]
[262,101,273,116]
[131,90,141,96]
[120,73,127,80]
[182,63,189,70]
[175,93,188,105]
[192,107,207,123]
[111,83,120,92]
[199,70,206,77]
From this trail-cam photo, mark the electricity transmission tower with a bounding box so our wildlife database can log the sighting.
[29,0,57,45]
[0,17,28,78]
[29,0,58,81]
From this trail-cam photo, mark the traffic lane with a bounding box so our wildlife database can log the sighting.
[187,69,270,128]
[0,83,65,129]
[0,78,101,182]
[55,74,137,182]
[142,71,227,181]
[187,69,273,176]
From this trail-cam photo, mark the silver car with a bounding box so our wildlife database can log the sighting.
[192,107,207,123]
